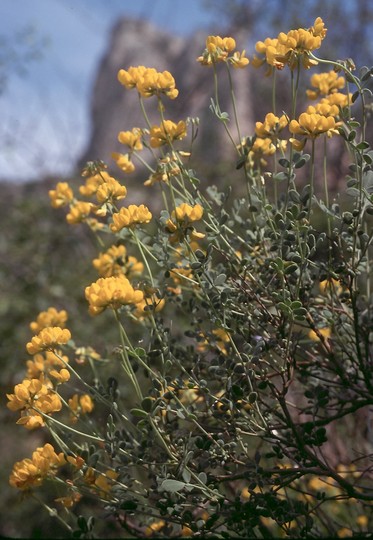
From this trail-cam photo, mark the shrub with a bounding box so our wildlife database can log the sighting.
[8,17,373,538]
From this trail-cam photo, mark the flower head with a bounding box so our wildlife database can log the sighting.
[253,18,327,71]
[289,112,339,149]
[110,205,152,232]
[118,66,178,99]
[306,70,346,100]
[93,245,144,278]
[26,327,71,355]
[9,444,65,490]
[255,113,288,139]
[30,308,68,334]
[118,128,143,151]
[197,35,248,67]
[95,176,127,204]
[111,152,136,174]
[49,182,74,208]
[68,393,94,423]
[66,201,93,224]
[150,120,187,148]
[85,275,144,315]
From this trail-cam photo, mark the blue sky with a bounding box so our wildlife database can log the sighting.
[0,0,218,181]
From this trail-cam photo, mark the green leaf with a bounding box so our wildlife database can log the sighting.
[131,408,148,418]
[356,141,370,150]
[160,479,186,493]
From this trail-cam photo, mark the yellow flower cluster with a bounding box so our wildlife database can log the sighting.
[133,293,165,320]
[9,443,65,490]
[118,66,179,99]
[165,203,205,243]
[289,112,339,150]
[30,307,68,333]
[111,152,135,174]
[7,378,63,429]
[92,244,144,278]
[306,70,346,99]
[66,201,93,224]
[110,204,152,232]
[79,171,110,196]
[95,176,127,204]
[253,17,326,70]
[85,275,144,315]
[197,35,249,68]
[255,112,288,139]
[247,112,289,165]
[118,127,143,150]
[68,393,94,424]
[26,350,70,384]
[26,326,71,355]
[49,182,74,208]
[150,120,187,148]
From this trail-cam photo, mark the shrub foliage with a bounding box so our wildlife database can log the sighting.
[7,17,373,538]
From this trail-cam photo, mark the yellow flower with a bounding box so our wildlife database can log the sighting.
[118,127,143,151]
[253,18,327,71]
[170,263,193,286]
[252,38,286,71]
[79,171,110,196]
[319,278,343,295]
[95,176,127,204]
[9,443,65,490]
[139,69,179,99]
[94,469,119,498]
[93,245,144,278]
[289,112,339,149]
[197,35,239,66]
[110,204,152,232]
[165,203,204,243]
[68,393,94,423]
[305,101,340,118]
[172,203,203,223]
[248,137,286,166]
[324,92,352,109]
[337,528,352,538]
[111,152,136,173]
[26,327,71,355]
[145,520,166,537]
[7,378,48,412]
[85,275,144,315]
[133,294,165,320]
[26,351,69,380]
[118,66,178,99]
[356,515,368,528]
[30,307,68,333]
[150,120,187,148]
[7,377,63,429]
[66,201,93,224]
[49,368,70,383]
[255,113,288,139]
[117,65,147,89]
[306,70,346,100]
[229,50,250,68]
[308,327,331,341]
[55,491,82,508]
[49,182,74,208]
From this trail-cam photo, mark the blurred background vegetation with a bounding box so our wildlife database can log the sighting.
[1,0,373,537]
